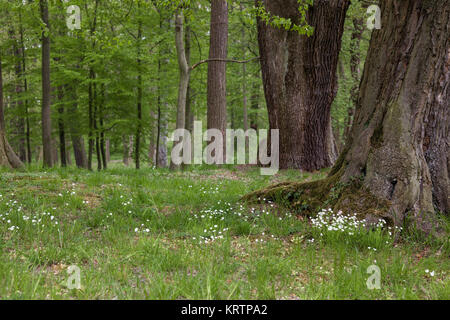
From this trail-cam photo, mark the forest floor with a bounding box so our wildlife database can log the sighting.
[0,162,448,300]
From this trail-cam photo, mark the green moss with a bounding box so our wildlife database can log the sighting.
[242,169,391,220]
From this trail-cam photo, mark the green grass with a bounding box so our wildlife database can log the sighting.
[0,162,448,300]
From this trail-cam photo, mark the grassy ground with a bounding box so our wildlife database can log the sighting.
[0,162,448,300]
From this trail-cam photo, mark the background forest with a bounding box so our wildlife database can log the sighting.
[0,0,369,169]
[0,0,448,300]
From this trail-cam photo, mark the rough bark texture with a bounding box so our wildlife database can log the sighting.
[67,84,88,169]
[246,0,449,233]
[156,13,169,169]
[256,0,349,171]
[40,0,53,168]
[0,53,23,169]
[10,27,26,162]
[207,0,228,160]
[135,6,143,170]
[171,12,190,170]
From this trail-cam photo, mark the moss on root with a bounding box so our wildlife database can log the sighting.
[242,171,391,221]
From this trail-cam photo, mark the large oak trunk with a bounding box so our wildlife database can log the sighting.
[247,0,449,232]
[256,0,349,171]
[337,0,449,227]
[207,0,228,160]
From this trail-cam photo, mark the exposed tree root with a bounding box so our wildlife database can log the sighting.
[0,133,24,169]
[242,169,392,225]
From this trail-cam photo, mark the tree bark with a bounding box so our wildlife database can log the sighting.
[40,0,53,168]
[57,86,67,167]
[207,0,228,161]
[171,11,190,170]
[0,52,23,169]
[256,0,349,171]
[247,0,449,232]
[10,27,26,162]
[338,0,450,226]
[135,1,143,170]
[156,12,169,169]
[66,83,88,169]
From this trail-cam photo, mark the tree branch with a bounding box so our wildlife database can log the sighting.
[190,57,260,70]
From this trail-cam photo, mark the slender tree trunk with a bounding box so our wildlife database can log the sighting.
[99,84,107,170]
[67,83,87,169]
[171,11,190,170]
[40,0,53,168]
[184,14,194,169]
[241,5,249,149]
[149,110,157,165]
[135,6,143,170]
[256,0,349,171]
[105,139,110,163]
[88,69,95,170]
[87,0,99,171]
[10,28,26,162]
[0,52,23,169]
[250,81,260,131]
[57,86,66,167]
[156,13,169,168]
[20,17,32,164]
[207,0,228,162]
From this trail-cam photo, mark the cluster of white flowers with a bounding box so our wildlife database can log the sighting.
[193,226,229,245]
[134,222,151,234]
[311,209,367,235]
[0,194,60,234]
[198,183,223,195]
[311,208,388,236]
[120,195,134,214]
[190,201,242,222]
[425,269,436,277]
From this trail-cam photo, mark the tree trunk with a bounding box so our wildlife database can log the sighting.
[250,81,260,131]
[171,11,190,170]
[149,111,157,165]
[247,0,449,233]
[105,139,110,163]
[156,12,169,169]
[99,84,107,170]
[57,86,67,167]
[207,0,228,162]
[67,84,88,169]
[40,0,53,168]
[10,27,26,162]
[256,0,349,171]
[338,0,449,226]
[123,135,133,166]
[135,3,143,170]
[183,13,194,169]
[0,52,23,169]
